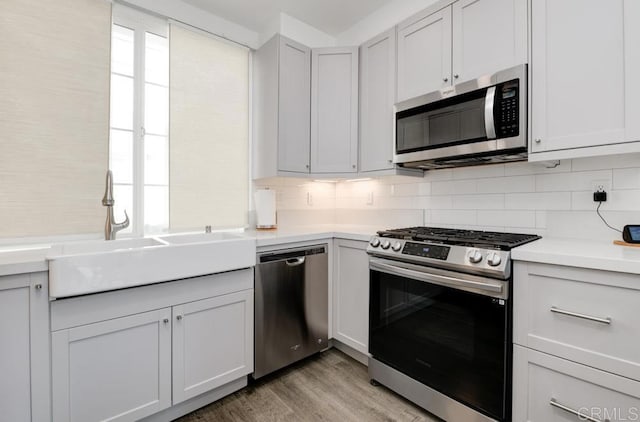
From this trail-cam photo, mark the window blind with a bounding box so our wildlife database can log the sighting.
[169,24,249,230]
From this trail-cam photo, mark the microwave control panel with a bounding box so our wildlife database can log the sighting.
[495,80,519,138]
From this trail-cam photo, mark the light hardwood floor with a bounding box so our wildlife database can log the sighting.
[176,348,440,422]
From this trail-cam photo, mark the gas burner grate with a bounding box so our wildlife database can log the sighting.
[377,226,541,250]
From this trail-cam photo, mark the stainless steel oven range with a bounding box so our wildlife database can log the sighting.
[367,227,540,422]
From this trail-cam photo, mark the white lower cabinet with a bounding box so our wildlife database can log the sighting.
[332,239,369,355]
[513,345,640,422]
[52,309,172,422]
[172,290,253,404]
[513,261,640,421]
[0,273,50,422]
[51,271,254,422]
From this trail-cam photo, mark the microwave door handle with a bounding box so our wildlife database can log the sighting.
[484,86,497,139]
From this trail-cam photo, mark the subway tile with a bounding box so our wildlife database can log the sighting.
[477,210,536,228]
[476,175,535,193]
[571,190,640,211]
[418,182,432,196]
[505,192,571,210]
[613,168,640,190]
[535,170,611,192]
[422,169,453,182]
[418,196,453,210]
[571,153,640,171]
[504,160,571,176]
[392,183,420,196]
[432,179,477,195]
[451,163,504,180]
[452,194,504,210]
[535,211,547,229]
[431,210,477,225]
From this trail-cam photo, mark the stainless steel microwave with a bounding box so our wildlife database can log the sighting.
[394,64,527,169]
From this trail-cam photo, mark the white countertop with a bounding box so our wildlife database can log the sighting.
[512,237,640,274]
[0,225,378,278]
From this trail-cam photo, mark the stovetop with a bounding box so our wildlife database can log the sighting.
[376,226,541,251]
[367,227,541,280]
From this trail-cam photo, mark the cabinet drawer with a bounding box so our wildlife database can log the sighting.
[514,262,640,381]
[513,345,640,422]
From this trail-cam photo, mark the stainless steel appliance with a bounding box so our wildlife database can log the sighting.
[367,227,540,422]
[394,64,527,169]
[254,245,328,379]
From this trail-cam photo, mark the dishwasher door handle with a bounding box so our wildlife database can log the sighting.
[285,257,306,266]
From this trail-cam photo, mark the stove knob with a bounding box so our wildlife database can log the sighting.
[380,240,391,250]
[369,237,380,248]
[487,252,502,267]
[391,241,402,252]
[468,249,483,264]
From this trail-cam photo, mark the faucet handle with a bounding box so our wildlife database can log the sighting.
[114,209,130,231]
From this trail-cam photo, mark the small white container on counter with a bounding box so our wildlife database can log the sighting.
[254,189,277,229]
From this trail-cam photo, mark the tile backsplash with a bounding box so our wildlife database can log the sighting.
[253,153,640,241]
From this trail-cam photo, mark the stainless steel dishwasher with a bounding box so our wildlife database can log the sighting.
[254,244,328,379]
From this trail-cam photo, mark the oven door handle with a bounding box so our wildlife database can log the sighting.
[370,259,503,295]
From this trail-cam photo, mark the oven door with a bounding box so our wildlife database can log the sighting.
[369,258,511,421]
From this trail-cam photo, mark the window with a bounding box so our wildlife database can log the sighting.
[110,5,249,235]
[110,6,169,235]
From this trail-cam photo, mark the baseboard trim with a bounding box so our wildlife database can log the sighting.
[332,339,369,366]
[140,377,247,422]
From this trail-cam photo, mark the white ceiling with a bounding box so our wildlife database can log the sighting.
[181,0,393,36]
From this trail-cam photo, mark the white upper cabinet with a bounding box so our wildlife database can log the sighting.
[360,29,396,173]
[253,35,311,178]
[397,7,452,102]
[278,37,312,173]
[396,0,527,102]
[311,47,359,173]
[452,0,527,82]
[530,0,640,158]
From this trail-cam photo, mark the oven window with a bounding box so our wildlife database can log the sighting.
[369,270,509,420]
[396,89,488,153]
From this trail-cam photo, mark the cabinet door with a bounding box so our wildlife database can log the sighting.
[0,276,32,422]
[452,0,527,82]
[513,345,640,422]
[52,309,171,422]
[332,240,369,355]
[172,289,253,404]
[360,29,396,173]
[531,0,640,153]
[311,47,359,173]
[0,273,49,422]
[278,36,311,173]
[397,6,452,102]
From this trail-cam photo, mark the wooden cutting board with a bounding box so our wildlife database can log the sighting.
[613,240,640,247]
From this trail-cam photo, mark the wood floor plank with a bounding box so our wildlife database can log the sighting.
[176,349,441,422]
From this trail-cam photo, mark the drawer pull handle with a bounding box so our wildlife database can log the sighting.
[550,306,611,325]
[550,398,609,422]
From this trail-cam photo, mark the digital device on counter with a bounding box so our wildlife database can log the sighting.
[622,225,640,244]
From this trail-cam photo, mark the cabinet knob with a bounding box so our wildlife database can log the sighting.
[305,164,310,169]
[163,318,169,324]
[34,284,42,290]
[535,139,542,144]
[352,164,356,169]
[176,315,183,321]
[454,74,459,79]
[388,159,393,164]
[443,77,449,82]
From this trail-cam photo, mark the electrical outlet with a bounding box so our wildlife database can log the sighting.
[307,192,313,206]
[366,191,374,206]
[591,180,611,193]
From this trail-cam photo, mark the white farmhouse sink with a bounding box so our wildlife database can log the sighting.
[48,232,256,298]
